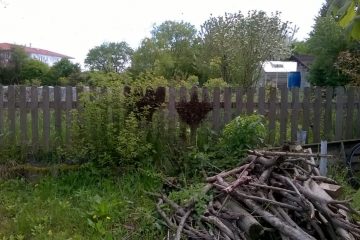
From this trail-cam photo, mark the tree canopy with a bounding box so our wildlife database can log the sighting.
[85,42,133,73]
[130,21,199,80]
[200,10,292,87]
[307,16,350,86]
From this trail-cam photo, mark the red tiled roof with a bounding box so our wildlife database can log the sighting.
[0,43,73,59]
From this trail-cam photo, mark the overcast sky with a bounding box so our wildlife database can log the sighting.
[0,0,325,67]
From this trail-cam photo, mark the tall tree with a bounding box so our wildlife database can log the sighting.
[307,16,350,86]
[45,58,81,85]
[0,46,29,84]
[200,11,292,87]
[130,21,199,80]
[85,42,133,73]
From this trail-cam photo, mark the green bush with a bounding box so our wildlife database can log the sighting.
[203,77,229,88]
[219,114,266,157]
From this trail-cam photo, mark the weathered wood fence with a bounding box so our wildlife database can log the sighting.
[0,85,359,152]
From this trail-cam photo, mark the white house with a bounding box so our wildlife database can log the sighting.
[0,43,73,66]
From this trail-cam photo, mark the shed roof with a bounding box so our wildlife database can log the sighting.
[262,61,297,73]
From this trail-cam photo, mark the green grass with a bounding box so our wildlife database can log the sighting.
[0,166,164,239]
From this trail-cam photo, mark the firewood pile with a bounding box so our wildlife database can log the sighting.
[150,148,360,240]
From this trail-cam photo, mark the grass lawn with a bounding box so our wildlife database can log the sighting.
[0,166,164,239]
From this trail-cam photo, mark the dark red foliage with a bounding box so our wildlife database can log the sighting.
[176,91,213,127]
[124,86,166,121]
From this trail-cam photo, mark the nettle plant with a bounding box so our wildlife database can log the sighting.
[68,83,161,167]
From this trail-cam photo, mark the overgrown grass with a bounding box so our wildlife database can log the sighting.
[0,166,164,239]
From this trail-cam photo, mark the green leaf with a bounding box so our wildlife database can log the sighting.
[339,1,356,26]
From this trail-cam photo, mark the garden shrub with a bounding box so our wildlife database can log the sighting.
[219,114,266,157]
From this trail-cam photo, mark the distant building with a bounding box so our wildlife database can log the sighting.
[0,43,73,66]
[258,55,314,88]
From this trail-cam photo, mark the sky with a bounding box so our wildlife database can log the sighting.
[0,0,325,67]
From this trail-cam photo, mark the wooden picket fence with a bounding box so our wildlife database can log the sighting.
[0,85,359,152]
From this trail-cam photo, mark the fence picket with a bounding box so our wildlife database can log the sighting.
[20,86,27,145]
[0,86,3,145]
[54,86,62,142]
[179,87,187,141]
[8,85,16,144]
[357,88,360,138]
[324,87,333,141]
[42,86,50,150]
[291,88,300,142]
[31,86,38,151]
[246,88,255,114]
[302,87,310,142]
[279,86,288,144]
[258,87,265,116]
[313,88,322,143]
[224,87,232,124]
[65,86,72,145]
[346,87,355,139]
[335,87,344,141]
[268,87,277,143]
[235,87,243,116]
[168,87,176,138]
[212,87,221,131]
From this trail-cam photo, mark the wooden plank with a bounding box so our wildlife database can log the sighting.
[224,87,232,124]
[179,87,187,142]
[279,85,288,144]
[313,87,322,143]
[324,87,333,141]
[258,87,265,116]
[357,88,360,138]
[202,87,210,103]
[268,87,277,144]
[189,86,199,145]
[65,86,73,145]
[291,88,300,142]
[335,87,344,141]
[76,86,84,125]
[246,88,255,114]
[0,85,3,145]
[42,86,50,151]
[345,87,355,139]
[235,87,243,116]
[212,87,221,131]
[302,87,310,142]
[54,86,62,142]
[19,86,27,145]
[8,85,16,144]
[168,87,176,138]
[31,86,38,151]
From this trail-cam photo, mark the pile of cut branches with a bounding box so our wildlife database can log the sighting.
[150,148,360,240]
